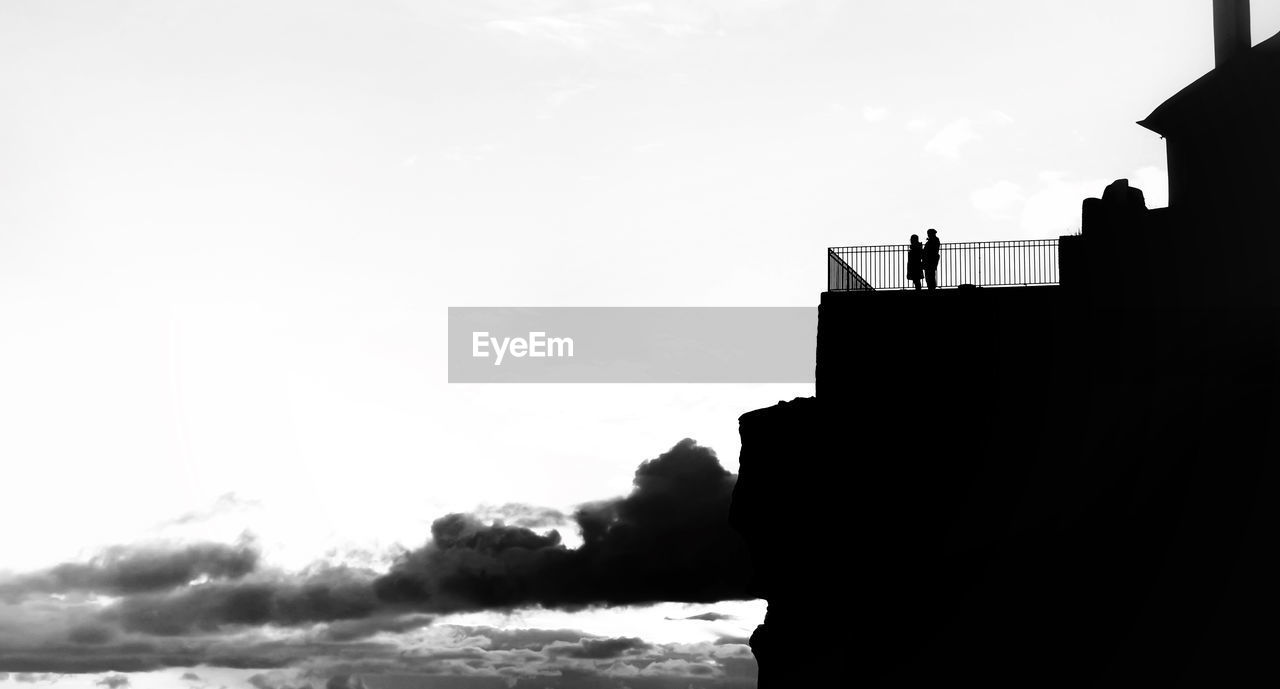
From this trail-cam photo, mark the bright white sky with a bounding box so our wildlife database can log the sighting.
[1,2,1279,685]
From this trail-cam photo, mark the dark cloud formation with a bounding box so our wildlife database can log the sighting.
[319,614,435,642]
[0,541,258,599]
[1,629,755,687]
[0,439,756,684]
[104,566,380,636]
[0,641,290,674]
[324,675,367,689]
[295,631,755,689]
[68,625,115,645]
[95,675,130,689]
[667,612,734,622]
[0,633,400,675]
[546,637,650,659]
[375,439,750,612]
[247,670,316,689]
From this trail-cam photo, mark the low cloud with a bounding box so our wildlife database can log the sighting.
[375,439,750,612]
[667,612,734,622]
[957,168,1169,236]
[546,637,650,659]
[0,440,754,684]
[1020,172,1106,235]
[319,614,436,643]
[324,676,366,689]
[0,540,258,600]
[471,504,571,530]
[104,565,381,636]
[925,118,980,159]
[67,625,115,646]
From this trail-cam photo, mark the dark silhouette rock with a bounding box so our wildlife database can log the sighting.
[736,288,1279,686]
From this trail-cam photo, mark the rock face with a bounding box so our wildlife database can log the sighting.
[731,187,1280,687]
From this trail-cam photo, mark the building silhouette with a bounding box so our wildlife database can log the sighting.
[731,2,1280,686]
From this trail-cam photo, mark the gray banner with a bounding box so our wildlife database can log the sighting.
[448,307,816,383]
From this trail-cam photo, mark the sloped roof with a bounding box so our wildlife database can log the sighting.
[1139,29,1280,138]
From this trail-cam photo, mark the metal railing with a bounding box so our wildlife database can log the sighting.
[828,239,1060,291]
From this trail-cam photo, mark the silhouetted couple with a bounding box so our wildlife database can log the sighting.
[908,229,941,290]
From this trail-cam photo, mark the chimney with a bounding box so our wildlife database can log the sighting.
[1214,0,1251,67]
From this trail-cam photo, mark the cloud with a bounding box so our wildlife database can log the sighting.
[165,493,262,527]
[1020,169,1167,235]
[248,670,308,689]
[0,440,754,683]
[545,637,650,659]
[637,658,717,677]
[971,180,1024,214]
[95,676,130,689]
[324,676,366,689]
[965,168,1168,236]
[103,565,381,636]
[0,540,259,600]
[862,106,890,123]
[1020,172,1109,235]
[925,118,980,159]
[374,439,750,612]
[0,629,756,686]
[666,612,734,621]
[472,504,570,530]
[440,626,593,651]
[67,625,115,646]
[0,632,396,675]
[291,633,750,688]
[319,614,436,642]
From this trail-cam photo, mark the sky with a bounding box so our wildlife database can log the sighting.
[2,1,1279,688]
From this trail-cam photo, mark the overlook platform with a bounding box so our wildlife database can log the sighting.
[829,238,1062,291]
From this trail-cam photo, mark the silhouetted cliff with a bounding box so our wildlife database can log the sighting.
[734,283,1279,686]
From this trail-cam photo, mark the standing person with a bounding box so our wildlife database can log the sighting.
[907,234,924,290]
[924,228,941,290]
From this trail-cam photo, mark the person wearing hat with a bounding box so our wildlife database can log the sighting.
[924,228,941,290]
